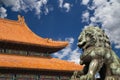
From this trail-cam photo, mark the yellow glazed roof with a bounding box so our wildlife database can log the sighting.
[0,16,68,53]
[0,54,83,71]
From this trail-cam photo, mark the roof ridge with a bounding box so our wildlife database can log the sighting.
[0,54,83,71]
[0,15,69,53]
[0,15,26,25]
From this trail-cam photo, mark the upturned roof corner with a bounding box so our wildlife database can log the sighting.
[0,16,69,53]
[17,15,25,24]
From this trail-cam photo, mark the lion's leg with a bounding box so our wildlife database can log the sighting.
[99,64,106,80]
[71,64,89,80]
[80,59,103,80]
[88,59,99,75]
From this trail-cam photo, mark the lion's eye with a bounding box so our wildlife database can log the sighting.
[98,35,102,37]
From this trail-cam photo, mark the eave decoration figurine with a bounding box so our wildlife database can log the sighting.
[71,26,120,80]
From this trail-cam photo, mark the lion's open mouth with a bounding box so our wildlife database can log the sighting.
[77,41,86,48]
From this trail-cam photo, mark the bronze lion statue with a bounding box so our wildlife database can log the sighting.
[71,26,120,80]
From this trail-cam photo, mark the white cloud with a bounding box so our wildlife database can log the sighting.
[58,0,71,12]
[63,3,71,12]
[53,37,81,64]
[0,0,72,17]
[81,0,89,5]
[59,0,64,8]
[0,7,7,18]
[82,10,90,22]
[81,0,120,49]
[35,0,48,15]
[0,0,48,18]
[68,48,81,64]
[0,0,19,12]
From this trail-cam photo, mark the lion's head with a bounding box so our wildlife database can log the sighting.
[78,26,111,50]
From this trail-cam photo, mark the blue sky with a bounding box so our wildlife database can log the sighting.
[0,0,120,64]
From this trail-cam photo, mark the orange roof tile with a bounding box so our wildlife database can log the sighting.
[0,15,68,52]
[0,54,83,71]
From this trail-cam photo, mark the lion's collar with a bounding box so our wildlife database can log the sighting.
[81,46,111,61]
[80,46,95,61]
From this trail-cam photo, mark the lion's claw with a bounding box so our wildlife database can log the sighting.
[105,76,116,80]
[80,74,94,80]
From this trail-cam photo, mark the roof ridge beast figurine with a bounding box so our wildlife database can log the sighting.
[71,26,120,80]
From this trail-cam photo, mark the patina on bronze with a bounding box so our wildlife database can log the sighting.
[71,26,120,80]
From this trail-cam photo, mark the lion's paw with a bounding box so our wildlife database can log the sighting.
[79,74,94,80]
[105,76,116,80]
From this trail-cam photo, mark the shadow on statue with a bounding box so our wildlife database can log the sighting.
[71,26,120,80]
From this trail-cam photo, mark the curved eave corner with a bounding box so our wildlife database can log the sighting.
[0,15,69,51]
[42,39,69,49]
[19,15,69,50]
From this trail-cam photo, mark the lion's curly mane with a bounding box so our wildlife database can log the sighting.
[81,26,111,49]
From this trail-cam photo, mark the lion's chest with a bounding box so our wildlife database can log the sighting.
[80,47,112,63]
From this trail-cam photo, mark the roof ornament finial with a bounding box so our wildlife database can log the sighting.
[46,38,53,43]
[18,15,25,24]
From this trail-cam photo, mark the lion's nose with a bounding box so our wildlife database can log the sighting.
[77,42,81,48]
[78,38,82,42]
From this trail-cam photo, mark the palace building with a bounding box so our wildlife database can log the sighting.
[0,15,83,80]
